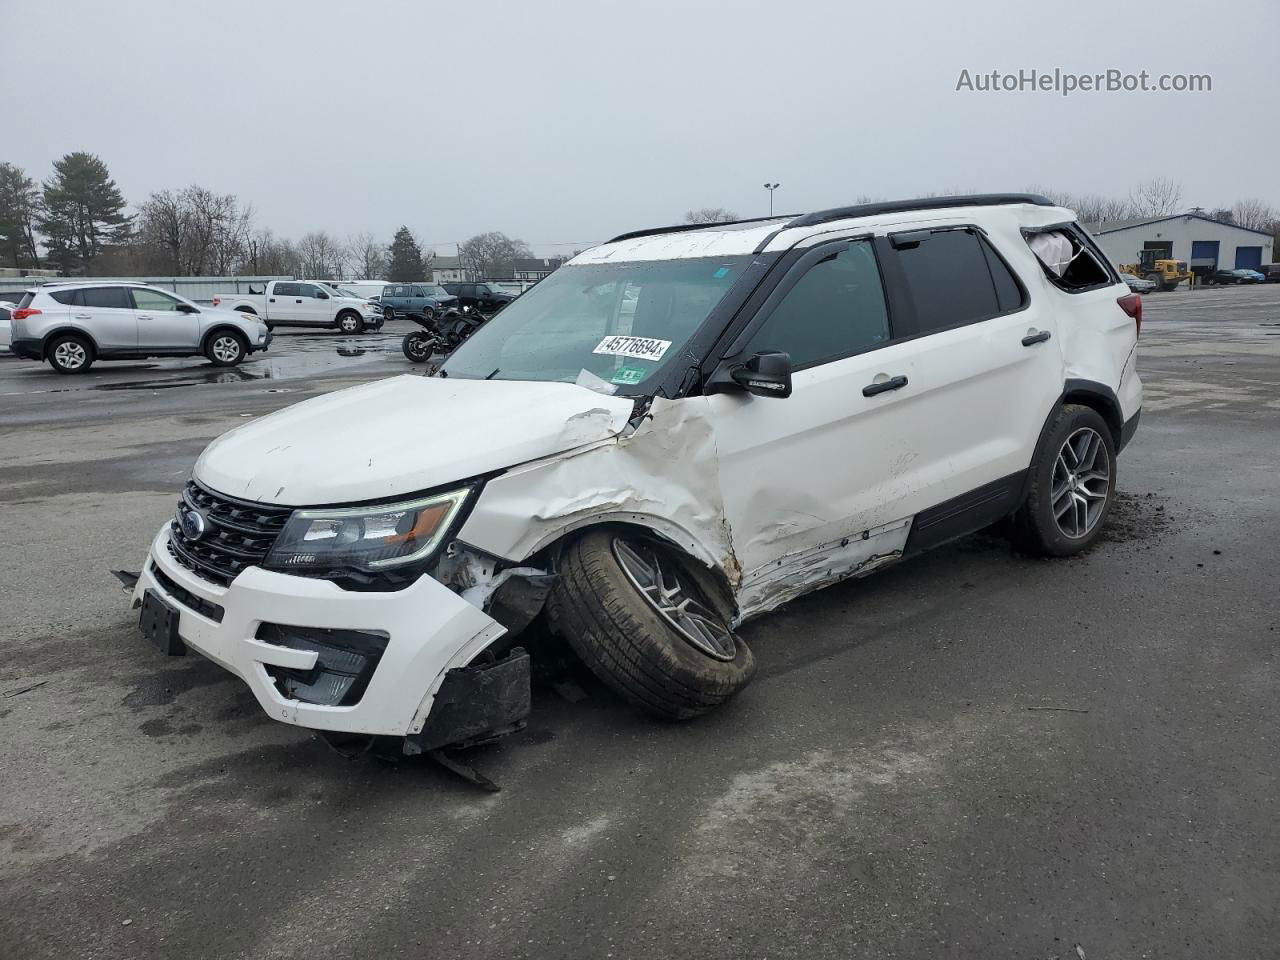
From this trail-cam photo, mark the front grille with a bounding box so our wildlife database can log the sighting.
[168,481,293,586]
[151,561,225,622]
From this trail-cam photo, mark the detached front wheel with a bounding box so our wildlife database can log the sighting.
[548,529,755,720]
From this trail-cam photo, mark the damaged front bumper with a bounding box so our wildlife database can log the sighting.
[133,524,522,739]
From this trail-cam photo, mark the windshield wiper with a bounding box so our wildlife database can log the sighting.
[484,368,501,380]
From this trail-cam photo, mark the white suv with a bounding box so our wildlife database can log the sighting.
[9,281,270,373]
[130,194,1142,755]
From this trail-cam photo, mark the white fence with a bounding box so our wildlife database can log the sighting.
[0,275,289,303]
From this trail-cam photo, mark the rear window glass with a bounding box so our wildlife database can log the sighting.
[18,292,36,309]
[81,287,132,309]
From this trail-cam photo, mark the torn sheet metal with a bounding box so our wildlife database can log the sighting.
[459,395,737,586]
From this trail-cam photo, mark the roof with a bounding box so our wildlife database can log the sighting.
[512,257,565,272]
[429,255,462,269]
[572,194,1067,265]
[1085,212,1274,237]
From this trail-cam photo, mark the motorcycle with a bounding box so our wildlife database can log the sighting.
[401,306,488,363]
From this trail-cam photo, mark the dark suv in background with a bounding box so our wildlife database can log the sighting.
[441,281,516,314]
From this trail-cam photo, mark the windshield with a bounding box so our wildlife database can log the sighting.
[337,287,366,299]
[318,283,350,298]
[440,256,751,388]
[427,286,450,297]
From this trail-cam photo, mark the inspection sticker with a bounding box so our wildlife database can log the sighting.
[592,335,672,362]
[611,366,648,385]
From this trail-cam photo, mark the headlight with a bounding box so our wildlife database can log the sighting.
[265,488,471,572]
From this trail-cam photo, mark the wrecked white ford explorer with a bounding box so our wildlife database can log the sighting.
[131,193,1142,755]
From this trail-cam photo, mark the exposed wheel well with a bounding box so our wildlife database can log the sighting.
[534,519,738,618]
[41,328,98,357]
[235,305,257,315]
[1061,384,1123,447]
[202,326,248,351]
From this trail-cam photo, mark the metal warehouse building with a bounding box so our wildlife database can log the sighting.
[1086,213,1274,273]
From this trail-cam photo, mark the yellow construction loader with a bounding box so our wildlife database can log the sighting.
[1118,250,1191,291]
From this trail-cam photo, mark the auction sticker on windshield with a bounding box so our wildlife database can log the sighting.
[593,335,672,362]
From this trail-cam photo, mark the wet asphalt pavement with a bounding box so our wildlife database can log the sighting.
[1,296,1277,959]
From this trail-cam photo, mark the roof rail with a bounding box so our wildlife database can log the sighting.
[607,214,793,245]
[39,278,153,287]
[784,193,1054,230]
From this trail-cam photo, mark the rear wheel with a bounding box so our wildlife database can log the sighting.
[402,331,436,363]
[548,529,755,720]
[47,334,94,374]
[205,331,246,367]
[1011,404,1116,557]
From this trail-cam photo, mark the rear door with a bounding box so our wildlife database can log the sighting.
[77,286,137,351]
[294,283,333,325]
[878,225,1063,545]
[131,287,200,349]
[268,282,305,321]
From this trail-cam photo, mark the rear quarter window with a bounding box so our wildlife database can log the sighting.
[48,289,82,305]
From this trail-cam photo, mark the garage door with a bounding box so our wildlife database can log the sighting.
[1235,246,1263,269]
[1191,240,1220,268]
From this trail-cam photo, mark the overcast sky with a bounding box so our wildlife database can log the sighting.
[4,0,1276,256]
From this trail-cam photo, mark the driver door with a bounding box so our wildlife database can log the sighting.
[707,239,920,609]
[132,287,200,349]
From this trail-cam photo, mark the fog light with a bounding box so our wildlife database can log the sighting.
[258,624,389,706]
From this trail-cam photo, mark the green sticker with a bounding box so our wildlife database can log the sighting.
[611,366,647,385]
[713,267,729,278]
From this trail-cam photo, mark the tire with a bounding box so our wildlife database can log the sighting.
[547,529,755,720]
[421,307,436,323]
[383,306,395,321]
[47,334,94,374]
[337,311,363,334]
[1011,404,1117,557]
[205,331,247,367]
[402,331,435,363]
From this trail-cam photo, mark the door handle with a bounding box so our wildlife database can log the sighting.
[862,375,908,397]
[74,313,92,319]
[295,299,303,303]
[136,314,152,320]
[1021,330,1051,346]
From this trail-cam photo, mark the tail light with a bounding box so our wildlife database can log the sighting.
[11,307,41,321]
[1116,293,1142,335]
[211,296,221,306]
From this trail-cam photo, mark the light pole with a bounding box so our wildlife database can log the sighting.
[763,182,780,216]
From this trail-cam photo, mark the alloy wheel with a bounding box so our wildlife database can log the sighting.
[1051,426,1110,539]
[53,341,87,370]
[212,336,241,363]
[612,537,736,660]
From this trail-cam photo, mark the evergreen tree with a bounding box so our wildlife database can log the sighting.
[39,152,131,274]
[386,225,426,282]
[0,162,43,268]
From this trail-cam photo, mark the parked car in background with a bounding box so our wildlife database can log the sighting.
[330,280,390,301]
[1258,264,1280,283]
[1120,272,1157,294]
[1210,268,1264,285]
[378,283,459,321]
[0,300,14,353]
[212,280,383,332]
[441,281,517,314]
[131,193,1140,752]
[8,281,270,373]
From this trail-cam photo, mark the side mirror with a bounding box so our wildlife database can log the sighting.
[708,350,792,398]
[177,303,198,314]
[316,291,329,300]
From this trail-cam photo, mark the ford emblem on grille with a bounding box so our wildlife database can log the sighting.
[178,505,208,541]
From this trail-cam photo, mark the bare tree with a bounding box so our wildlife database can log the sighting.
[1129,177,1182,218]
[343,232,387,279]
[136,189,186,273]
[135,185,252,275]
[298,231,340,279]
[1230,199,1277,232]
[244,229,298,276]
[683,207,738,224]
[459,231,532,280]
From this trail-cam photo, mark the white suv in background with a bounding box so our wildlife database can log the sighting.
[9,281,270,373]
[131,194,1142,757]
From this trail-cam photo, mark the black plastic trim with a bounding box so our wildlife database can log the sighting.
[1119,409,1141,452]
[904,470,1028,556]
[607,214,793,245]
[785,194,1053,230]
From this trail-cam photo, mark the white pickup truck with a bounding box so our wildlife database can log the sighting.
[212,280,383,333]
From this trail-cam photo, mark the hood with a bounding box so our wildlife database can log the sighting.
[194,375,636,506]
